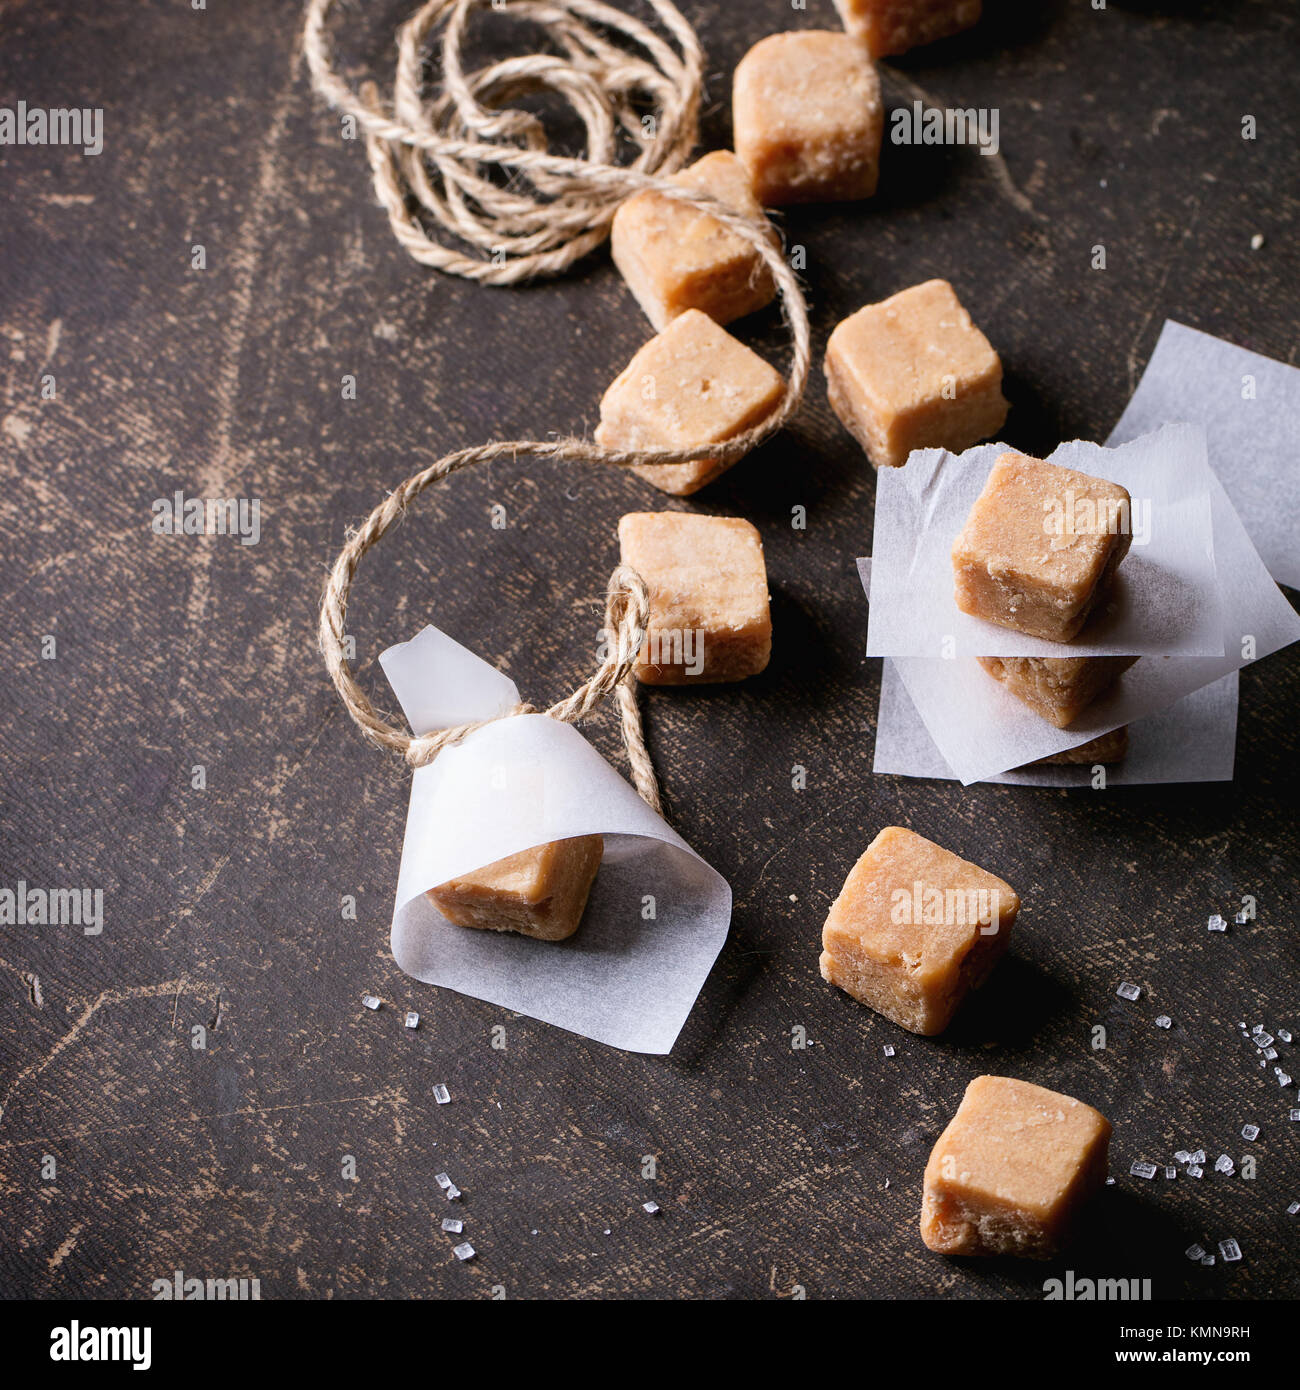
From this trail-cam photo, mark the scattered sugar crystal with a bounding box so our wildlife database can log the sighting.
[1105,1177,1115,1186]
[1174,1150,1192,1164]
[1290,1109,1300,1122]
[1277,1028,1293,1044]
[1251,1023,1264,1034]
[1207,914,1227,932]
[362,994,381,1011]
[1264,1048,1278,1061]
[1288,1202,1300,1216]
[404,1011,420,1029]
[433,1084,451,1105]
[1155,1015,1172,1029]
[1190,1150,1206,1165]
[643,1200,660,1215]
[1185,1243,1206,1261]
[1234,910,1250,924]
[1214,1154,1234,1174]
[1254,1033,1274,1049]
[435,1172,452,1189]
[1241,1124,1260,1141]
[1130,1160,1158,1179]
[441,1218,463,1234]
[1218,1238,1242,1262]
[453,1242,476,1261]
[1187,1165,1204,1178]
[1201,1254,1215,1266]
[1164,1166,1177,1180]
[1276,1069,1293,1087]
[1116,981,1141,1001]
[446,1184,462,1200]
[882,1044,895,1057]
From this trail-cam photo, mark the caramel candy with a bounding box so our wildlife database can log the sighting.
[732,31,883,206]
[977,654,1138,729]
[819,826,1019,1035]
[595,308,784,496]
[824,279,1008,469]
[833,0,982,58]
[1031,726,1129,766]
[428,835,603,942]
[921,1075,1112,1259]
[610,151,777,332]
[618,511,771,685]
[952,452,1134,643]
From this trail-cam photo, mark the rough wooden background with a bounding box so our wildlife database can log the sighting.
[1,0,1297,1301]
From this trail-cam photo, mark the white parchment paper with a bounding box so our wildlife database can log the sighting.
[865,424,1222,658]
[874,660,1239,787]
[1111,320,1300,590]
[378,626,731,1054]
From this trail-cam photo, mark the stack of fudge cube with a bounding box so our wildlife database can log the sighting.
[951,450,1139,765]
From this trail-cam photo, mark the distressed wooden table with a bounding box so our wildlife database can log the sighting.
[1,0,1297,1301]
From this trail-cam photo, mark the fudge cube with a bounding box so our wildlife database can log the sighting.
[921,1075,1112,1259]
[824,280,1008,469]
[732,31,883,206]
[1031,726,1129,766]
[610,150,777,331]
[833,0,982,58]
[952,452,1134,642]
[618,511,771,684]
[595,308,784,496]
[819,826,1019,1035]
[977,654,1138,729]
[427,835,603,942]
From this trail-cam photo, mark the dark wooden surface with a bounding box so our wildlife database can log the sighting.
[2,0,1297,1301]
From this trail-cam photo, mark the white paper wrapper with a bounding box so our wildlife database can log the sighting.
[865,425,1223,658]
[874,659,1240,786]
[378,626,731,1054]
[1111,320,1300,590]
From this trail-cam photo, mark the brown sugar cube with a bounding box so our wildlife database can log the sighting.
[732,31,883,206]
[819,826,1019,1035]
[921,1075,1112,1259]
[976,654,1138,729]
[1031,726,1129,767]
[824,279,1008,469]
[833,0,982,58]
[427,835,603,942]
[618,511,771,685]
[595,308,784,496]
[610,151,777,332]
[952,452,1134,643]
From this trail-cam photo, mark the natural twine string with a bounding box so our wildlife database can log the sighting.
[307,0,810,812]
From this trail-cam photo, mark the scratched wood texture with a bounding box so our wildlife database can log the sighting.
[1,0,1297,1302]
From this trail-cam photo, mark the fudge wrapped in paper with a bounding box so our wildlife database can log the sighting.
[378,625,731,1054]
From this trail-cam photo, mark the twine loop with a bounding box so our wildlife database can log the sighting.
[305,0,705,282]
[307,0,811,814]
